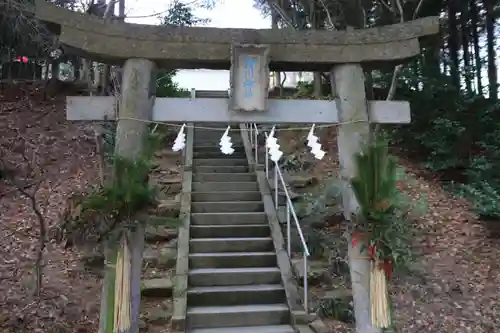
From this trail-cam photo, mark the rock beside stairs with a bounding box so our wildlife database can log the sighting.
[143,247,177,269]
[145,226,178,242]
[141,278,173,297]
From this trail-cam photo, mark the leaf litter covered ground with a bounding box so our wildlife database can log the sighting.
[0,88,498,332]
[0,84,101,332]
[279,128,500,333]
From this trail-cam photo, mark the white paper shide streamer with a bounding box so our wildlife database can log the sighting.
[266,126,283,162]
[306,124,326,160]
[172,123,186,152]
[219,125,235,155]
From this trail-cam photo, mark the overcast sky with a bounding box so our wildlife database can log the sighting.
[125,0,271,90]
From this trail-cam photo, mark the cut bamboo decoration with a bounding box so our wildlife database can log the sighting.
[370,261,390,328]
[114,234,132,332]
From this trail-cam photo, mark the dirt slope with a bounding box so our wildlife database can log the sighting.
[0,85,101,332]
[279,128,500,333]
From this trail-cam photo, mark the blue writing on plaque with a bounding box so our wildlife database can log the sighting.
[243,55,257,98]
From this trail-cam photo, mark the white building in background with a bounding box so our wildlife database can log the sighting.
[175,69,230,90]
[175,69,314,91]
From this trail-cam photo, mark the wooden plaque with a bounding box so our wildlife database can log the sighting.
[229,44,270,112]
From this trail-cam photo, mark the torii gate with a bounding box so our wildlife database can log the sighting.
[35,1,439,332]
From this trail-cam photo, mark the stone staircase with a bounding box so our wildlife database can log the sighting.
[185,125,297,333]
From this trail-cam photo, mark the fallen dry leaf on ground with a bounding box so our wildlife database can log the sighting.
[0,85,101,332]
[300,130,500,333]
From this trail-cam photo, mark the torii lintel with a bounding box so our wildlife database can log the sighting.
[35,0,439,71]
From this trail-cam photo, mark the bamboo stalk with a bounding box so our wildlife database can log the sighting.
[114,234,132,332]
[113,237,124,329]
[370,260,390,328]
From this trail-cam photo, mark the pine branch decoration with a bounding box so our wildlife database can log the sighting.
[351,138,398,223]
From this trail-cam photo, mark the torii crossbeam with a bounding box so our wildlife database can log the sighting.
[66,95,411,124]
[35,0,438,71]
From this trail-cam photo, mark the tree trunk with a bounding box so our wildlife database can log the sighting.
[364,69,374,100]
[441,43,448,75]
[422,38,441,84]
[50,60,59,81]
[115,0,126,87]
[93,62,101,91]
[101,0,117,96]
[310,0,322,97]
[119,0,125,18]
[271,13,283,96]
[485,0,497,100]
[471,0,483,93]
[81,59,91,91]
[313,72,322,97]
[447,0,460,89]
[460,3,472,94]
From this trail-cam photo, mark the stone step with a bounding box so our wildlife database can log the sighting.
[192,191,262,202]
[194,133,242,139]
[189,237,273,253]
[188,267,282,287]
[187,284,285,307]
[194,135,243,139]
[193,182,258,192]
[193,145,245,152]
[189,325,296,333]
[193,141,244,147]
[191,212,267,225]
[191,201,264,213]
[190,224,270,238]
[189,252,277,269]
[194,132,242,137]
[192,142,243,148]
[194,145,245,152]
[193,151,246,159]
[186,304,289,329]
[193,165,249,174]
[193,158,248,167]
[193,173,256,182]
[194,134,242,140]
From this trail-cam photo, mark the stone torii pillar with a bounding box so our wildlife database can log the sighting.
[97,58,156,333]
[332,63,375,333]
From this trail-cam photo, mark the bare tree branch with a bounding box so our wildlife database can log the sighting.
[315,0,336,30]
[395,0,404,22]
[0,136,64,296]
[413,0,425,19]
[378,0,392,13]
